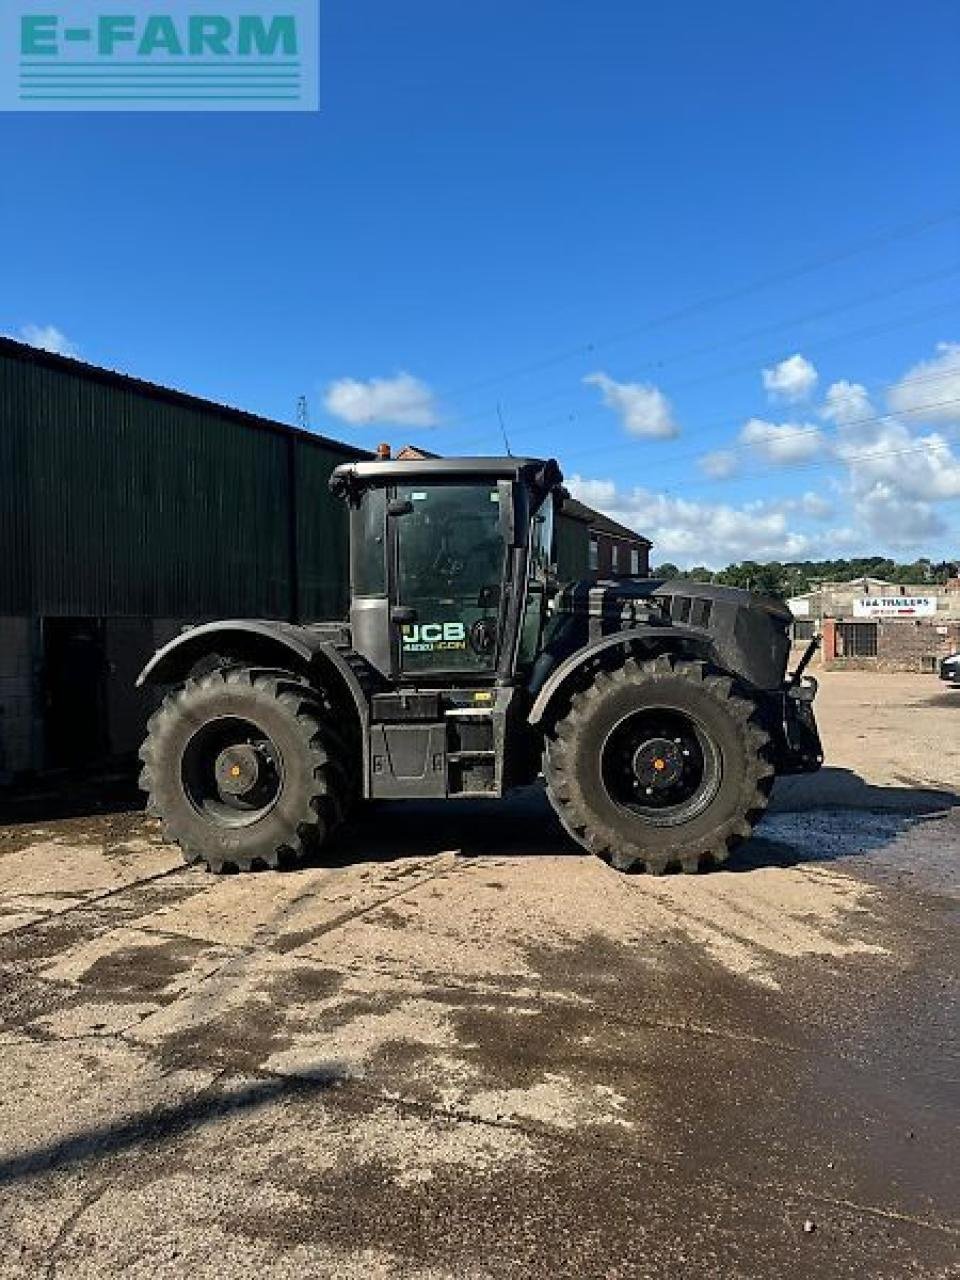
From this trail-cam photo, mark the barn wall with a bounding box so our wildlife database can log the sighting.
[0,345,358,622]
[0,341,363,779]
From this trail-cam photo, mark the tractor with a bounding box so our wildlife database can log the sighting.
[137,455,822,874]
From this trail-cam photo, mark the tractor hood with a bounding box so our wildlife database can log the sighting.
[552,578,794,691]
[551,578,667,627]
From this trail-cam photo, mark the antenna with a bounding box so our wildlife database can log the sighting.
[497,401,513,456]
[296,395,310,430]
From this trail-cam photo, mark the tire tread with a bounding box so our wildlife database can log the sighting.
[543,654,774,875]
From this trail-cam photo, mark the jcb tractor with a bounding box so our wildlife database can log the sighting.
[138,456,822,874]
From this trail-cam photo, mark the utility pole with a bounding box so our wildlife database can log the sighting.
[296,395,310,431]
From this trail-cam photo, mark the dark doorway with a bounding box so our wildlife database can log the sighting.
[43,618,109,769]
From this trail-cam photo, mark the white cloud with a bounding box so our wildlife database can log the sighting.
[887,341,960,424]
[798,490,833,521]
[17,324,78,357]
[323,372,440,427]
[828,391,960,546]
[567,478,812,566]
[820,380,874,425]
[570,343,960,561]
[566,475,617,508]
[834,416,960,504]
[762,353,818,403]
[852,485,945,545]
[699,449,739,479]
[583,371,680,439]
[772,491,834,521]
[739,417,824,464]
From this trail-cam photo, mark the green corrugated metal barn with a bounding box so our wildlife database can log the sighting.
[0,337,366,781]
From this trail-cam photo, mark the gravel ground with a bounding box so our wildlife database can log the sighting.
[0,671,957,1279]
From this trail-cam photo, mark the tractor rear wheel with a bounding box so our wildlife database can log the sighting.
[139,667,354,873]
[543,655,775,873]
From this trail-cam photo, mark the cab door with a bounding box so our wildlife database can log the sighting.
[393,483,506,677]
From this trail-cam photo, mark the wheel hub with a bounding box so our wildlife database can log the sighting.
[181,715,285,830]
[214,743,264,798]
[600,706,721,826]
[631,737,684,789]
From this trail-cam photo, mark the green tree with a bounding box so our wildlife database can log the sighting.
[653,562,681,579]
[717,561,787,597]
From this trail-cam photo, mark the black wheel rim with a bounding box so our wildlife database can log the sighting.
[181,716,284,828]
[600,706,721,827]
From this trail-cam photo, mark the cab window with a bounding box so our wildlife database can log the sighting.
[395,484,505,673]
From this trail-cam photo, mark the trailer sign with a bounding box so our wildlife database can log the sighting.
[1,1,318,111]
[853,596,937,618]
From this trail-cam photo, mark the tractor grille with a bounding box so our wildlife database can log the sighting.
[663,594,713,629]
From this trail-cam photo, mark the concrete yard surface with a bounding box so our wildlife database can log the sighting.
[0,671,957,1278]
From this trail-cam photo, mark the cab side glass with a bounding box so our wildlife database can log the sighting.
[352,488,387,595]
[517,501,555,667]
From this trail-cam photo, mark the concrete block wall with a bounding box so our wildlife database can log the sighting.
[0,616,195,785]
[877,619,960,671]
[0,617,38,779]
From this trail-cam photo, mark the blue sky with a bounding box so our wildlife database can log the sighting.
[2,0,959,566]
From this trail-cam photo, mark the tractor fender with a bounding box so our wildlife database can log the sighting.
[527,625,713,727]
[137,620,369,734]
[138,620,372,794]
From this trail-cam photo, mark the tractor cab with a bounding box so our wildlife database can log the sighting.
[329,456,562,686]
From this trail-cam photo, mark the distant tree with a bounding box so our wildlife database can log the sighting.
[653,562,681,580]
[650,554,952,595]
[716,561,787,597]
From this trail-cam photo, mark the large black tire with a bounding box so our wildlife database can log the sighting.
[139,667,354,873]
[543,654,775,874]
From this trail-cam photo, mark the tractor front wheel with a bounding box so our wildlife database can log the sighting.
[139,667,353,873]
[543,655,775,873]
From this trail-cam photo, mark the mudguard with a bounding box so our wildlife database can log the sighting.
[139,620,323,685]
[136,619,369,743]
[527,625,713,726]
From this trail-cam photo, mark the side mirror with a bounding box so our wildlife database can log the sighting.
[387,498,414,518]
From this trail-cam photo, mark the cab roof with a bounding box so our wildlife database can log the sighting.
[330,455,563,496]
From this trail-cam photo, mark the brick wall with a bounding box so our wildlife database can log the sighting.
[823,619,960,673]
[0,617,38,779]
[591,534,650,579]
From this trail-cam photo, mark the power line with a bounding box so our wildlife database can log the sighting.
[571,432,960,514]
[330,207,960,435]
[560,394,960,483]
[559,382,960,479]
[449,299,960,464]
[659,432,960,501]
[443,291,960,453]
[418,205,960,410]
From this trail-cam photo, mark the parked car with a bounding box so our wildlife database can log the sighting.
[940,653,960,686]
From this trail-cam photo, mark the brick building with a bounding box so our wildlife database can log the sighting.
[559,499,652,581]
[787,576,960,672]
